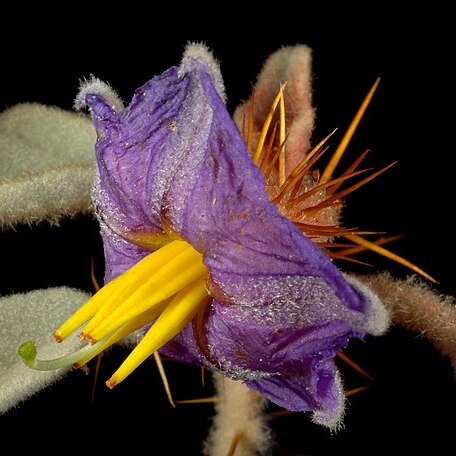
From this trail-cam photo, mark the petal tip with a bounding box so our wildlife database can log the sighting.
[345,274,391,336]
[179,42,226,102]
[311,371,346,431]
[74,76,124,113]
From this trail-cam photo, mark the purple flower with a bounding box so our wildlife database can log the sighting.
[22,43,388,428]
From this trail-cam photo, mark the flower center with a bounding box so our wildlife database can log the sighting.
[19,239,210,388]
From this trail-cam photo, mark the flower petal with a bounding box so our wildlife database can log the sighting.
[205,298,361,373]
[79,67,190,237]
[80,45,369,319]
[164,292,359,424]
[168,57,371,319]
[247,367,346,430]
[80,45,389,423]
[101,226,150,283]
[0,287,89,414]
[0,103,96,228]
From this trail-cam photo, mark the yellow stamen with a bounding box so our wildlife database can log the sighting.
[320,78,380,184]
[54,239,189,342]
[84,240,191,336]
[344,233,437,283]
[106,278,210,388]
[73,300,169,367]
[83,245,207,342]
[252,82,287,165]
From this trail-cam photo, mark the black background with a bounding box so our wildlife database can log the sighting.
[1,7,454,455]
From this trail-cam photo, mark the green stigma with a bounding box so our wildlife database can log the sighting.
[18,335,113,371]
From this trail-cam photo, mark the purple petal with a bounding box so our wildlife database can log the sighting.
[81,45,370,325]
[247,365,345,429]
[167,55,370,319]
[100,223,149,283]
[80,44,389,422]
[204,299,361,373]
[83,67,189,238]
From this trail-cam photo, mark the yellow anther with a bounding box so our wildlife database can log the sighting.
[73,300,169,368]
[83,245,207,342]
[55,240,190,342]
[80,240,192,338]
[106,277,210,388]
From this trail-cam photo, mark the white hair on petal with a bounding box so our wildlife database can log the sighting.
[74,76,124,113]
[311,370,346,432]
[179,42,226,102]
[345,273,391,336]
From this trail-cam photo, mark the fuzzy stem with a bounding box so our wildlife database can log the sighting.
[203,373,271,456]
[358,272,456,372]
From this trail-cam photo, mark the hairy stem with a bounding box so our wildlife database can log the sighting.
[359,272,456,372]
[203,373,271,456]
